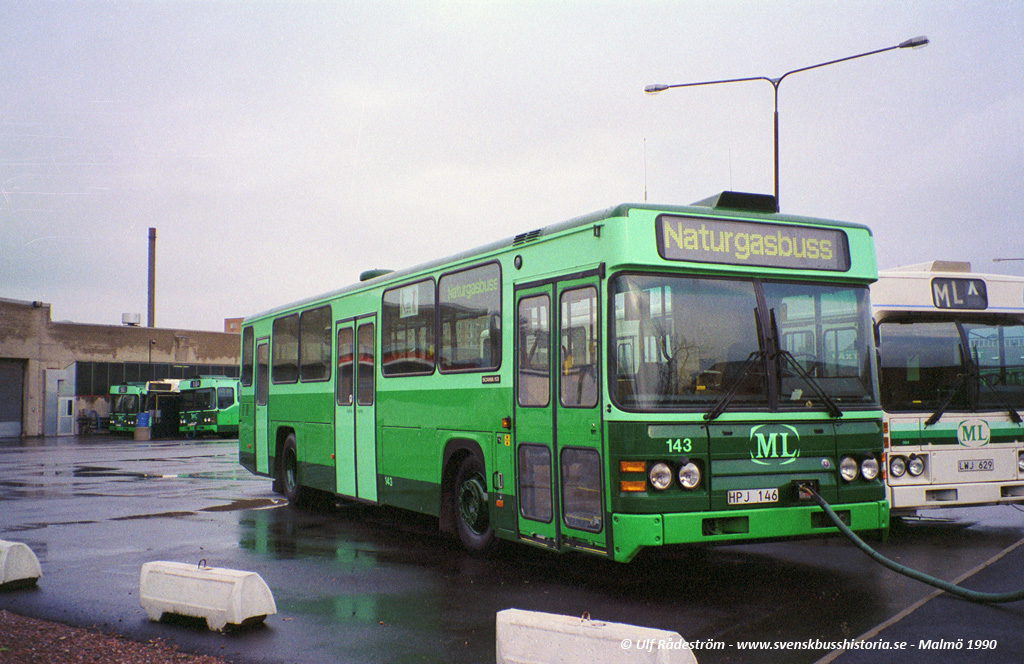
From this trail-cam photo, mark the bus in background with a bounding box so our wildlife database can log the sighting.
[238,191,887,562]
[144,379,182,439]
[179,376,240,438]
[108,383,147,434]
[872,262,1024,514]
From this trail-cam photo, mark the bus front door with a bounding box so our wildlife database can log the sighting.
[553,277,606,552]
[335,316,378,502]
[514,274,605,553]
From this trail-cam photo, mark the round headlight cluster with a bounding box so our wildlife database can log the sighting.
[679,462,701,489]
[860,457,880,481]
[649,462,673,491]
[646,460,703,491]
[839,454,882,482]
[888,454,926,479]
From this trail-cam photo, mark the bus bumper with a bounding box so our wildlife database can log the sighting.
[610,500,889,563]
[889,482,1024,513]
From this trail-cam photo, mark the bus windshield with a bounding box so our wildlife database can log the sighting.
[112,394,139,414]
[183,388,217,411]
[877,319,1024,412]
[611,274,876,411]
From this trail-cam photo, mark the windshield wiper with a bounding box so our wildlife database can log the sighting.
[924,370,970,426]
[705,350,766,421]
[775,349,843,418]
[977,373,1023,424]
[766,308,842,418]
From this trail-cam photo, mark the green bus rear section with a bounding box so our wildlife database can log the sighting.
[239,200,888,562]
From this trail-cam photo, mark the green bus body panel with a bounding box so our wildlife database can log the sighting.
[237,199,884,561]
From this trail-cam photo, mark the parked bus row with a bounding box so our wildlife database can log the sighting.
[107,376,240,438]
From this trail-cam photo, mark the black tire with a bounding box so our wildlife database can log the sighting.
[279,434,305,504]
[453,454,495,552]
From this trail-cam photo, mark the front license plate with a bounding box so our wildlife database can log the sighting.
[727,487,779,505]
[958,459,994,472]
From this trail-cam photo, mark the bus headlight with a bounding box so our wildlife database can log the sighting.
[649,462,673,491]
[678,462,701,490]
[889,456,907,478]
[839,455,859,482]
[908,455,925,477]
[860,456,880,482]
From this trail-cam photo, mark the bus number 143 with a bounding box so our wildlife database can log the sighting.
[666,438,692,453]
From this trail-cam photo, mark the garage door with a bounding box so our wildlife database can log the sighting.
[0,359,25,437]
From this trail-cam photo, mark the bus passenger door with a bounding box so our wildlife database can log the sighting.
[354,318,378,502]
[555,277,606,552]
[335,316,378,502]
[254,339,270,475]
[514,285,559,549]
[334,322,357,497]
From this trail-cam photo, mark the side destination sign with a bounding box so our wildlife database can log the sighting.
[656,215,851,271]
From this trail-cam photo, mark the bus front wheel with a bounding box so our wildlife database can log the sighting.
[453,455,495,552]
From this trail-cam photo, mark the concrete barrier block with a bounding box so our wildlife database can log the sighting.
[0,540,43,589]
[139,561,276,631]
[496,608,697,664]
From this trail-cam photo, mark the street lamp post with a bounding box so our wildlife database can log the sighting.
[645,36,928,211]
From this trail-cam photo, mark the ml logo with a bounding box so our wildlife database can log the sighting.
[750,424,801,465]
[957,419,991,447]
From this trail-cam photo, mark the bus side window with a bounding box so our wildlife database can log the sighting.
[217,387,234,409]
[517,295,550,407]
[336,327,354,406]
[560,286,598,408]
[357,323,375,406]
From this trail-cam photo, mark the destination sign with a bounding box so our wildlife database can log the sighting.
[932,277,987,310]
[656,215,850,271]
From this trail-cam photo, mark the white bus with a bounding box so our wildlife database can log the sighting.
[872,261,1024,514]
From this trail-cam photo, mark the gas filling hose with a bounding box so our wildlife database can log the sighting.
[811,489,1024,604]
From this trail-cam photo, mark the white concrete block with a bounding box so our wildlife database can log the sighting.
[496,608,697,664]
[139,561,276,631]
[0,540,43,589]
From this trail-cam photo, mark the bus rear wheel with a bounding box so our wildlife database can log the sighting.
[280,434,304,504]
[454,455,495,552]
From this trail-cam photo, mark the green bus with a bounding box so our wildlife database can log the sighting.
[179,376,240,438]
[108,383,147,434]
[238,192,887,562]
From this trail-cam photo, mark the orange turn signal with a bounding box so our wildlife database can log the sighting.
[619,460,646,473]
[619,480,647,492]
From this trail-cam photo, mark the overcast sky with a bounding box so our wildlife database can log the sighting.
[2,1,1022,332]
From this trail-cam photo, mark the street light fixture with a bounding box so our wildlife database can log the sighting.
[645,36,929,211]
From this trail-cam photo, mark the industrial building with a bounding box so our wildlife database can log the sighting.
[0,297,239,437]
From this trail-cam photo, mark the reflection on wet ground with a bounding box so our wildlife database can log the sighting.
[2,435,1024,664]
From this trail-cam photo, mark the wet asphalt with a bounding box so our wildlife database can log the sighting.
[1,434,1023,664]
